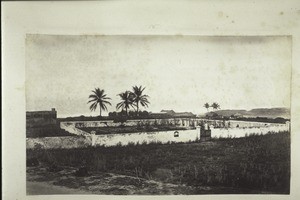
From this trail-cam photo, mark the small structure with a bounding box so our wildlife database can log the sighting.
[26,108,59,138]
[230,113,243,119]
[26,108,57,128]
[200,123,211,142]
[205,112,219,119]
[174,131,179,137]
[173,112,196,118]
[149,110,196,118]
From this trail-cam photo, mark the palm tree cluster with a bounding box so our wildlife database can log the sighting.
[88,86,149,117]
[203,102,221,112]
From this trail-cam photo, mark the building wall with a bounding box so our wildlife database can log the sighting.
[62,118,201,129]
[26,136,91,149]
[61,118,285,130]
[211,124,289,138]
[27,123,289,149]
[91,129,199,147]
[26,108,57,128]
[26,129,199,149]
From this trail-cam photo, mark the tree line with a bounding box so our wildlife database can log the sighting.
[87,86,220,118]
[204,102,220,112]
[87,86,149,117]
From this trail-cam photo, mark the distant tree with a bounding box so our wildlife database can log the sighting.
[116,91,135,116]
[108,111,117,119]
[113,115,127,125]
[141,110,149,118]
[118,110,127,117]
[132,85,150,116]
[211,102,220,111]
[88,88,111,117]
[274,117,285,123]
[204,103,210,112]
[128,110,136,118]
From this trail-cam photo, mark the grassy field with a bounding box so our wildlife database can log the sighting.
[27,131,290,194]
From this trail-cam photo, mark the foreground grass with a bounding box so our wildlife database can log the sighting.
[27,131,290,194]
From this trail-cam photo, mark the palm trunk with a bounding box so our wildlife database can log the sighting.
[100,107,102,117]
[136,103,139,116]
[126,107,128,116]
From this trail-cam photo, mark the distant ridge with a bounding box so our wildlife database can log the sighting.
[208,107,290,119]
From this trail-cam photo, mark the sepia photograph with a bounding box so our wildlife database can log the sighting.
[2,1,300,199]
[25,35,291,195]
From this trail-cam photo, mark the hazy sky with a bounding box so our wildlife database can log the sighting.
[26,35,291,117]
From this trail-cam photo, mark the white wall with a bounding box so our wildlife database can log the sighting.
[211,124,289,138]
[26,136,91,149]
[92,128,200,147]
[61,119,287,130]
[27,123,289,149]
[26,129,200,149]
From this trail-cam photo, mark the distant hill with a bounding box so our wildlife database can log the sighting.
[210,107,290,119]
[246,108,290,119]
[210,109,248,117]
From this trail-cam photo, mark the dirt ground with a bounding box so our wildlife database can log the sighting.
[27,166,265,195]
[26,166,196,195]
[27,181,91,195]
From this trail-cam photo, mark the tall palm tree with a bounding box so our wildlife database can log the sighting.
[116,91,135,115]
[88,88,111,117]
[204,103,210,112]
[132,85,150,116]
[211,102,220,111]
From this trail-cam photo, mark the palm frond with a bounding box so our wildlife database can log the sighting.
[116,102,124,110]
[102,100,112,105]
[89,94,98,99]
[89,102,98,111]
[102,96,112,100]
[87,99,97,104]
[100,103,108,111]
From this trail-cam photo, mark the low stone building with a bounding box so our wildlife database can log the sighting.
[26,108,57,128]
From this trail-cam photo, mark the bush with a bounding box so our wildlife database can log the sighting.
[48,163,63,172]
[74,167,89,177]
[152,168,173,181]
[113,115,127,124]
[26,157,39,167]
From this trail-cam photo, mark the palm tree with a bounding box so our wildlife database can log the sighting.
[116,91,135,115]
[87,88,112,117]
[132,85,150,116]
[204,103,210,112]
[211,102,220,110]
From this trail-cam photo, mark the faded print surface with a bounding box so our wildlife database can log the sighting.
[26,35,291,195]
[26,35,291,117]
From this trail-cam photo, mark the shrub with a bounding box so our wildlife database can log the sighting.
[26,157,39,167]
[74,167,89,177]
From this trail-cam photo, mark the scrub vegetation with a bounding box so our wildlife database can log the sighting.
[27,131,290,194]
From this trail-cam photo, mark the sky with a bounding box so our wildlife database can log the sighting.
[26,35,291,117]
